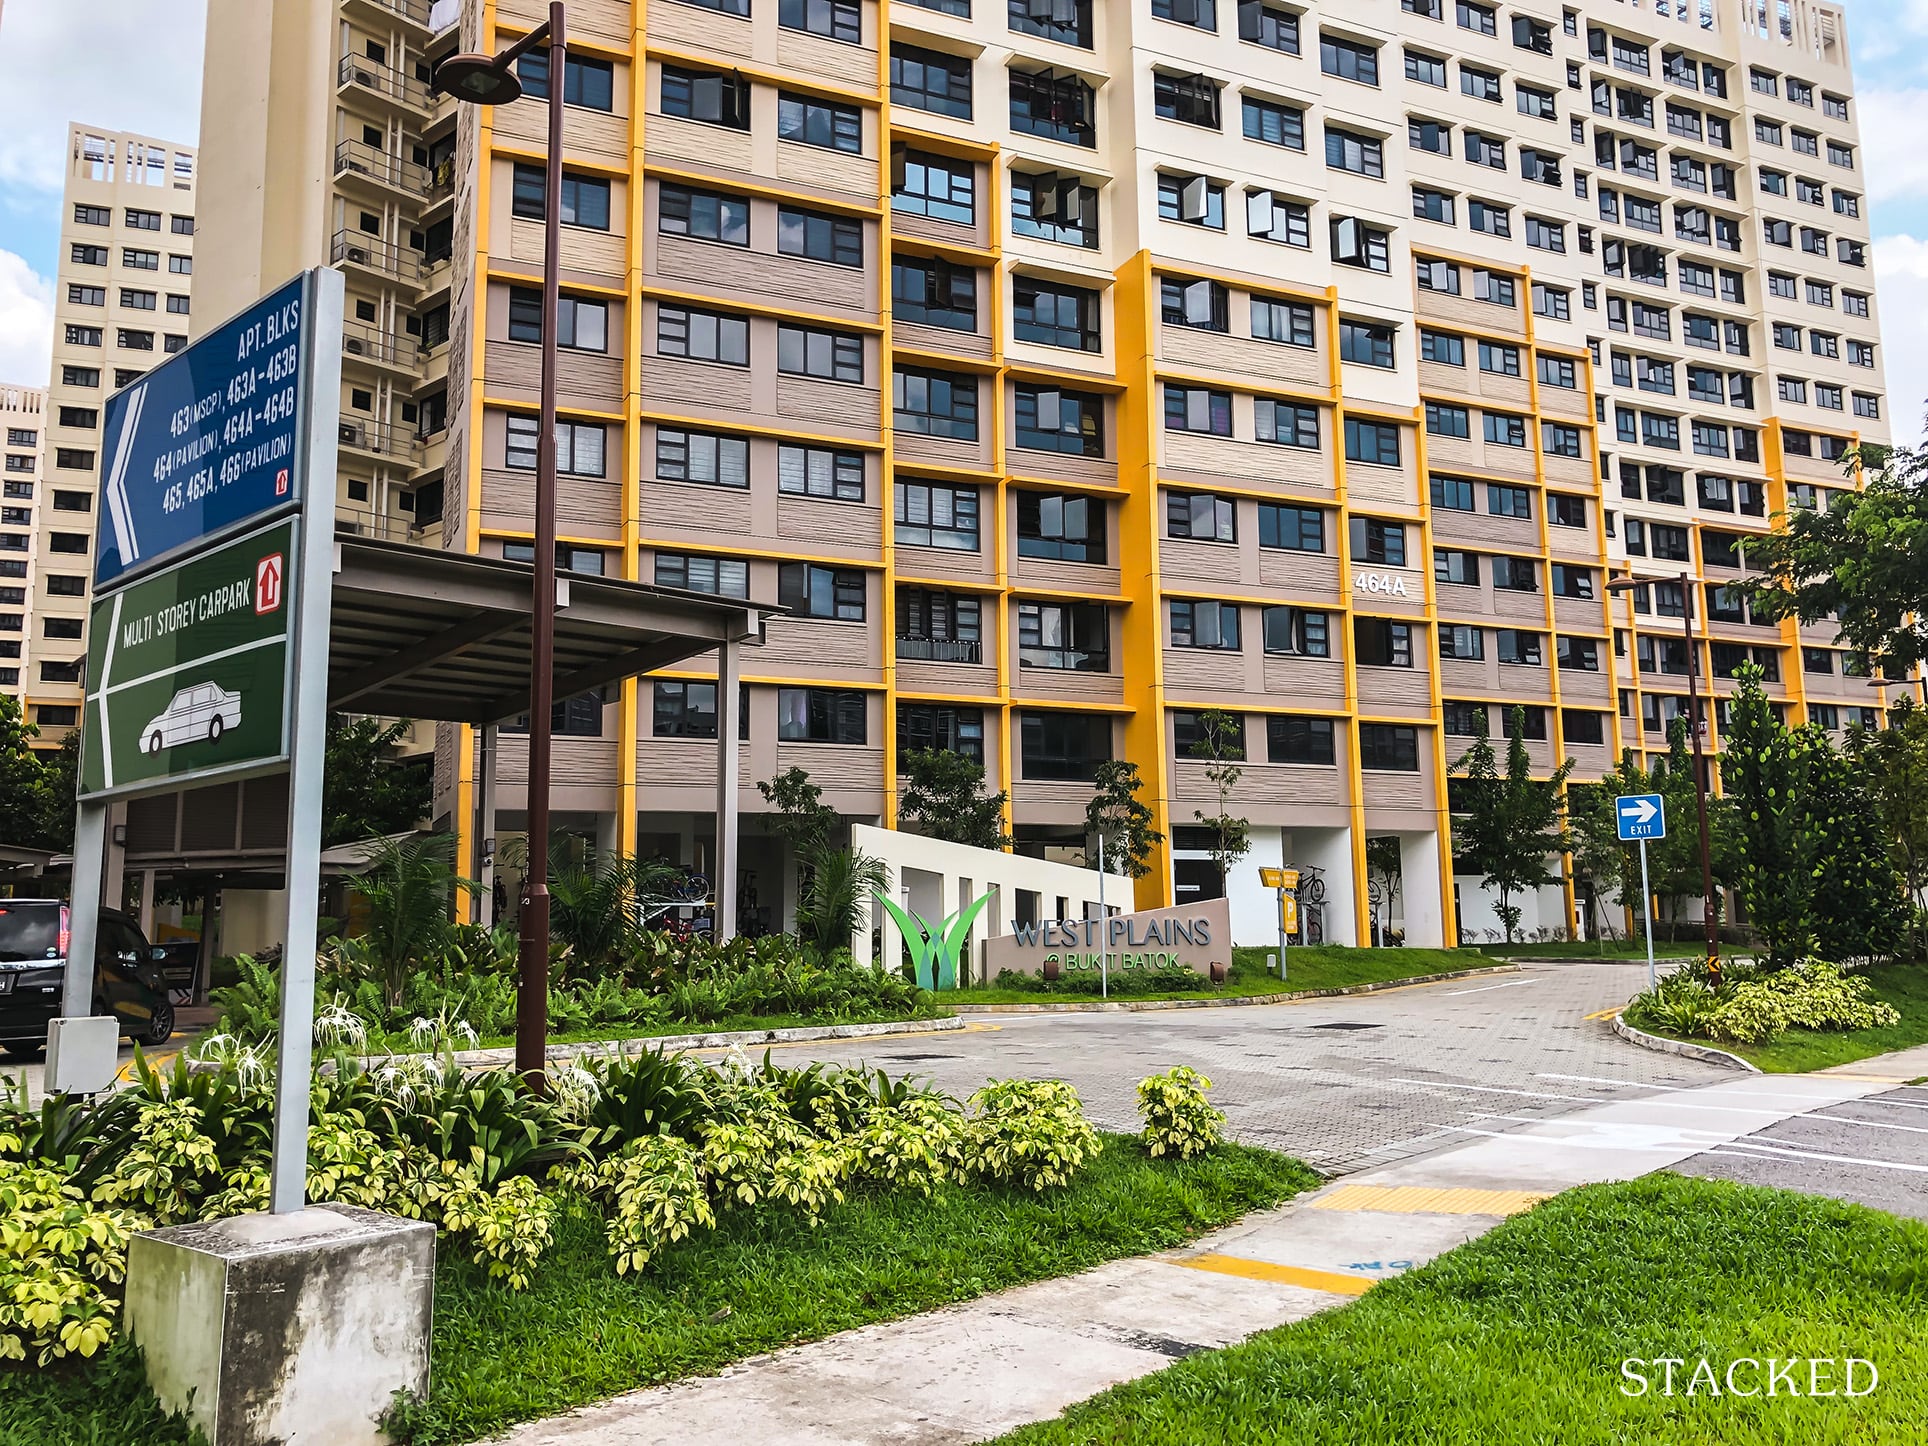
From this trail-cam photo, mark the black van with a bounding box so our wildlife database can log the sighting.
[0,901,177,1060]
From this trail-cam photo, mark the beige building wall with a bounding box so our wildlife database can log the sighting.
[186,0,1890,945]
[31,126,198,743]
[1,384,46,707]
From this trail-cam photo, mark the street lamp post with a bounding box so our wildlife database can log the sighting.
[1608,569,1723,983]
[434,4,566,1080]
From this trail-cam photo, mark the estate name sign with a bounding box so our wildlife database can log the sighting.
[981,897,1232,982]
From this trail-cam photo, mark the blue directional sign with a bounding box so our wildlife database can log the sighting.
[94,273,311,589]
[1616,793,1667,842]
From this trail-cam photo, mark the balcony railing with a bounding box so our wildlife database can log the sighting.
[896,637,983,664]
[336,418,423,464]
[333,139,433,197]
[337,52,431,111]
[341,320,420,370]
[331,228,424,284]
[344,0,433,29]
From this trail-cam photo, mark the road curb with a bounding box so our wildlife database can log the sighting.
[947,963,1524,1014]
[445,1014,964,1066]
[1609,1012,1759,1072]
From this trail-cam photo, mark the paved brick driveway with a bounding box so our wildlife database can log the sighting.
[757,960,1735,1174]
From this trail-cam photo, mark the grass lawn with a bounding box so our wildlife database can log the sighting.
[0,1138,1316,1446]
[949,946,1499,1006]
[1472,939,1710,961]
[1679,964,1928,1073]
[993,1174,1928,1446]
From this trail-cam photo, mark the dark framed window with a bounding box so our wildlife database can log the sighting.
[1354,617,1413,667]
[1430,476,1475,511]
[895,481,980,549]
[1010,69,1096,147]
[517,51,616,109]
[1267,715,1336,764]
[1013,278,1102,351]
[1339,320,1395,367]
[778,687,868,744]
[898,703,985,763]
[658,305,750,365]
[893,257,975,331]
[1320,34,1379,85]
[781,0,863,42]
[1152,0,1217,28]
[1161,278,1229,331]
[507,288,608,351]
[778,93,863,152]
[1014,387,1104,456]
[1344,418,1401,466]
[1009,0,1092,47]
[1358,724,1420,771]
[1331,216,1390,271]
[1242,96,1305,149]
[1011,171,1099,248]
[1251,296,1315,346]
[778,324,865,381]
[1171,599,1241,650]
[1019,710,1111,780]
[1438,623,1483,658]
[893,368,978,439]
[656,428,750,488]
[1017,492,1106,563]
[1350,516,1405,565]
[1239,0,1300,52]
[1165,386,1233,436]
[653,681,721,739]
[778,206,864,266]
[1019,601,1110,670]
[507,689,606,738]
[1497,629,1543,665]
[1254,399,1320,448]
[1324,126,1384,177]
[654,552,750,597]
[897,591,983,664]
[893,150,975,224]
[1153,72,1222,129]
[891,44,972,118]
[1258,504,1324,552]
[512,164,611,228]
[1262,606,1331,657]
[779,562,867,620]
[779,443,865,501]
[1157,173,1225,228]
[1166,492,1236,542]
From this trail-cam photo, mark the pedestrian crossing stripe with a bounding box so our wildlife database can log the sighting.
[1309,1184,1546,1216]
[1168,1253,1375,1296]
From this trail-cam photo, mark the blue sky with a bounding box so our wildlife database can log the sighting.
[0,0,1923,441]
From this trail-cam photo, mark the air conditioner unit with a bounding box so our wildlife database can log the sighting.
[345,245,368,265]
[339,422,360,446]
[344,337,365,355]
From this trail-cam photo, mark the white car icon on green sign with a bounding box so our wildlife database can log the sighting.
[142,683,242,753]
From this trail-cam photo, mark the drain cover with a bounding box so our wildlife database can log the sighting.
[882,1052,959,1061]
[1310,1022,1382,1031]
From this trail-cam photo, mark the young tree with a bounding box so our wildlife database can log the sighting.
[1188,709,1250,893]
[1364,836,1403,943]
[897,748,1011,850]
[1805,736,1908,963]
[1085,760,1163,880]
[1748,439,1928,676]
[0,696,52,851]
[1851,700,1928,951]
[795,843,890,957]
[323,716,433,847]
[758,765,840,855]
[351,832,480,1005]
[1449,706,1574,943]
[1719,665,1816,967]
[1562,781,1624,943]
[35,732,79,854]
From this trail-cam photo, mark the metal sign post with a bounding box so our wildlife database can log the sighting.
[1260,867,1298,982]
[1095,827,1108,1000]
[1616,793,1667,993]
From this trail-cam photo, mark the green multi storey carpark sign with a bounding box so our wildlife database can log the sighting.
[79,519,295,799]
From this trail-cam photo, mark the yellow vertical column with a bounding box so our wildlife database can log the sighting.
[986,151,1014,840]
[878,37,900,827]
[616,0,649,859]
[1326,289,1371,947]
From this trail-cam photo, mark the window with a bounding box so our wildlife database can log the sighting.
[1354,618,1413,667]
[892,258,976,330]
[1011,171,1099,248]
[1153,0,1217,27]
[1344,419,1400,467]
[1464,131,1505,168]
[898,703,985,763]
[170,215,193,236]
[1158,174,1225,229]
[782,0,863,42]
[1420,331,1465,366]
[1019,601,1109,669]
[1525,216,1565,252]
[1439,623,1483,658]
[1267,716,1336,765]
[1350,516,1405,566]
[894,151,975,225]
[1431,476,1475,511]
[1247,399,1316,449]
[1239,0,1300,53]
[1242,96,1305,150]
[780,93,863,152]
[122,247,158,270]
[1248,191,1310,246]
[1409,119,1451,156]
[1551,564,1593,600]
[125,208,161,230]
[1443,702,1486,736]
[512,164,611,228]
[656,429,749,488]
[1460,65,1501,103]
[1406,49,1447,87]
[1015,387,1104,456]
[897,591,983,666]
[1359,724,1419,771]
[655,552,750,597]
[67,285,104,307]
[891,45,972,118]
[1497,629,1542,666]
[779,443,865,501]
[56,406,97,430]
[517,51,617,109]
[1258,504,1325,552]
[74,204,110,226]
[1324,126,1383,177]
[1018,492,1106,563]
[654,681,720,739]
[1166,386,1233,436]
[1162,278,1228,332]
[1020,710,1111,780]
[1416,259,1460,294]
[778,324,864,381]
[779,563,867,620]
[1009,0,1092,47]
[894,369,978,439]
[1518,84,1557,119]
[658,305,750,366]
[1482,413,1527,449]
[778,688,868,744]
[1456,0,1495,33]
[778,206,864,267]
[1492,554,1537,592]
[1331,217,1390,272]
[1426,403,1469,439]
[1339,320,1395,368]
[1319,34,1379,86]
[508,289,609,351]
[1473,269,1515,306]
[1010,69,1096,147]
[506,416,606,476]
[1012,278,1102,351]
[1171,599,1241,650]
[1532,283,1570,320]
[1167,492,1237,542]
[1154,72,1222,129]
[166,295,190,316]
[895,481,979,549]
[1537,355,1577,389]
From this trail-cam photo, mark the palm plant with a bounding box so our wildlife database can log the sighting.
[351,832,479,1006]
[796,843,889,957]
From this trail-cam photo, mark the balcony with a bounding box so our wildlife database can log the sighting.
[341,0,433,34]
[333,139,433,199]
[336,418,423,465]
[896,636,982,664]
[337,52,431,116]
[332,229,423,285]
[341,320,420,373]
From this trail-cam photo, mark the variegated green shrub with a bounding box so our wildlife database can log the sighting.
[965,1079,1100,1191]
[1136,1066,1225,1159]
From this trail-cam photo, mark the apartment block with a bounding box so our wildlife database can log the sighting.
[191,0,1888,946]
[32,127,198,744]
[1,384,46,707]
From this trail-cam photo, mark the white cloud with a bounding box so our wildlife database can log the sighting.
[1858,89,1928,208]
[0,0,207,196]
[0,250,54,387]
[1873,234,1928,449]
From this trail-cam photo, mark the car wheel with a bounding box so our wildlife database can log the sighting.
[208,715,224,743]
[148,730,164,754]
[0,1041,45,1062]
[137,1000,175,1047]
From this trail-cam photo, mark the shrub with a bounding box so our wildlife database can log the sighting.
[600,1135,715,1275]
[1628,958,1901,1045]
[0,1161,144,1364]
[965,1079,1100,1191]
[1136,1066,1225,1159]
[849,1095,967,1196]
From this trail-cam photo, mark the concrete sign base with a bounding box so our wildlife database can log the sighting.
[124,1205,434,1445]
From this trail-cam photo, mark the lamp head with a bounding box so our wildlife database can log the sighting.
[433,54,522,104]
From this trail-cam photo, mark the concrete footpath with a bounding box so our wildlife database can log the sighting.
[494,1063,1905,1446]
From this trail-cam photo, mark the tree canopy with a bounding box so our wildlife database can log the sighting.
[323,716,433,848]
[897,748,1011,851]
[1449,705,1574,942]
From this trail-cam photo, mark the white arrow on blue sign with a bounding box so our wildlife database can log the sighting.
[1616,793,1666,841]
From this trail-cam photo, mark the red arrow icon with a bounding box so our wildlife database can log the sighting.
[255,553,284,615]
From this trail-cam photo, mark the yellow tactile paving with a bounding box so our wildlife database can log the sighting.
[1169,1253,1375,1297]
[1309,1184,1546,1217]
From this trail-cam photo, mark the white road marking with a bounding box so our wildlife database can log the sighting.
[1536,1073,1686,1090]
[1788,1112,1928,1136]
[1386,1076,1852,1116]
[1442,980,1542,996]
[1711,1140,1928,1174]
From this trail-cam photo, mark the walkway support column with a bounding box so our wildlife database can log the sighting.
[714,636,740,941]
[476,723,498,925]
